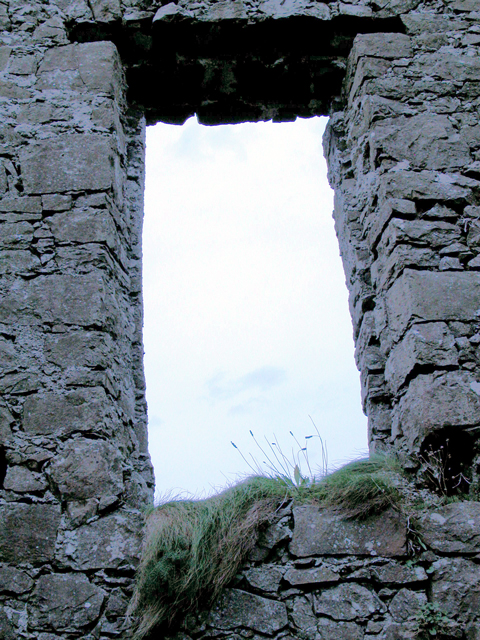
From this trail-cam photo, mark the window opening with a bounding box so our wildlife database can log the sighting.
[143,116,367,497]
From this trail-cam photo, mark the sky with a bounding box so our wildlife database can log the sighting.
[143,115,368,499]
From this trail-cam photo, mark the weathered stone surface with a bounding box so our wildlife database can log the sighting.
[372,114,471,170]
[38,41,121,95]
[258,517,292,548]
[385,322,458,393]
[431,558,480,623]
[20,135,116,195]
[0,504,60,563]
[47,208,119,249]
[393,372,480,450]
[369,562,427,585]
[0,273,116,327]
[419,501,480,553]
[385,270,480,342]
[285,565,340,585]
[0,402,14,444]
[3,465,47,492]
[208,589,288,634]
[0,566,34,594]
[0,607,14,640]
[58,512,143,570]
[380,171,470,204]
[290,507,407,557]
[317,617,365,640]
[289,596,318,636]
[244,565,284,592]
[314,583,386,620]
[30,573,105,631]
[45,331,114,368]
[23,387,109,437]
[47,438,124,501]
[2,0,480,636]
[389,588,427,623]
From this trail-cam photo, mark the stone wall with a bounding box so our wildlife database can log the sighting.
[165,500,480,640]
[0,0,479,638]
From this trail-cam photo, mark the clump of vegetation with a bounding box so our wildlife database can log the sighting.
[128,476,291,639]
[315,456,402,519]
[129,454,403,639]
[414,602,456,639]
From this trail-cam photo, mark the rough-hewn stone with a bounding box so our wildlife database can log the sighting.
[314,583,386,620]
[30,573,105,631]
[2,0,480,636]
[47,438,124,501]
[0,504,60,564]
[419,502,480,554]
[208,589,288,634]
[290,506,407,557]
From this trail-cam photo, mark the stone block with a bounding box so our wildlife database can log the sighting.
[20,134,115,194]
[45,330,114,368]
[47,438,123,501]
[389,588,427,623]
[47,208,119,249]
[57,512,143,570]
[208,588,288,633]
[372,245,439,292]
[30,573,105,631]
[0,402,14,444]
[419,501,480,553]
[416,52,480,82]
[317,617,364,640]
[314,583,386,620]
[38,42,122,98]
[385,269,480,342]
[0,607,14,640]
[22,387,110,437]
[244,565,284,592]
[0,221,34,247]
[372,114,471,170]
[380,171,470,203]
[378,219,461,254]
[360,561,428,586]
[392,372,480,450]
[3,465,47,492]
[285,565,340,586]
[289,596,317,636]
[385,322,458,393]
[431,558,480,622]
[0,566,34,594]
[0,504,60,563]
[0,250,40,274]
[42,194,72,212]
[290,506,407,557]
[90,0,122,22]
[258,0,330,19]
[0,196,42,214]
[0,273,116,327]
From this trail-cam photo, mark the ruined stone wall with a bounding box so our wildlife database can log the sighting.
[166,500,480,640]
[0,5,154,638]
[323,5,480,476]
[0,0,479,638]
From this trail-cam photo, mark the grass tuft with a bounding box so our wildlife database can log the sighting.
[129,456,402,639]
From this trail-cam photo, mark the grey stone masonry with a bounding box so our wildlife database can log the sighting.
[166,500,480,640]
[0,0,479,637]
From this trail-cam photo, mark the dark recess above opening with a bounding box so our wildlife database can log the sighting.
[69,14,405,125]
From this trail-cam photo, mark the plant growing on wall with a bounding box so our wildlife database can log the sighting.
[129,456,402,639]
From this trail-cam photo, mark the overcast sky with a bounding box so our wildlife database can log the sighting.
[143,116,368,499]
